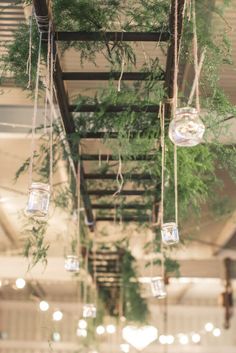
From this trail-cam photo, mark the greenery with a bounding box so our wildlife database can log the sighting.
[121,249,149,322]
[23,220,49,269]
[1,0,236,322]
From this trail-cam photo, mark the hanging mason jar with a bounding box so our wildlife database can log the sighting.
[25,182,50,218]
[161,222,179,245]
[64,255,80,272]
[82,303,96,318]
[150,277,167,299]
[169,107,205,146]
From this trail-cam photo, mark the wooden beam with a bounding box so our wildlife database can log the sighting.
[92,203,150,210]
[79,131,158,139]
[88,189,151,196]
[62,72,164,81]
[55,31,170,42]
[85,173,152,180]
[96,216,149,222]
[70,104,159,113]
[81,154,155,161]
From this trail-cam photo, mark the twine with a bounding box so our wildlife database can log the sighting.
[160,103,165,226]
[26,8,33,89]
[83,243,89,304]
[28,31,42,188]
[93,225,98,305]
[117,50,125,92]
[187,48,206,106]
[49,28,54,191]
[113,153,124,196]
[173,0,179,226]
[192,0,200,112]
[77,146,81,258]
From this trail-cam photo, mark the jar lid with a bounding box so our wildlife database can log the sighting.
[176,107,198,115]
[161,222,178,228]
[30,182,50,192]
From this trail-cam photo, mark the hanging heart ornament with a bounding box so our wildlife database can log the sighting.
[122,325,158,351]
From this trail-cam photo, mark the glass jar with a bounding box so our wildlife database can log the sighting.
[82,303,96,318]
[161,222,179,245]
[64,255,80,272]
[150,277,167,298]
[169,107,205,146]
[25,182,50,218]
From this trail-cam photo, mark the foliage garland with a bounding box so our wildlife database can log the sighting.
[0,0,236,323]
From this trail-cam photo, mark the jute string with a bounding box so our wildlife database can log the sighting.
[26,7,33,89]
[28,31,42,188]
[49,28,54,191]
[192,0,200,112]
[173,0,179,226]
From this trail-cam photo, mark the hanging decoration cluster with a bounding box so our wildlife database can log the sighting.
[25,13,54,220]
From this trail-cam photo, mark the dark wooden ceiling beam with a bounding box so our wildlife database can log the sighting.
[88,190,150,196]
[85,173,152,180]
[62,72,164,81]
[92,204,150,210]
[81,154,155,161]
[79,132,158,139]
[70,104,159,113]
[55,31,170,42]
[96,216,149,222]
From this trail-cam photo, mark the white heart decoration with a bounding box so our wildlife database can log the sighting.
[122,325,158,351]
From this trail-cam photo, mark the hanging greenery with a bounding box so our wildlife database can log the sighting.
[1,0,236,322]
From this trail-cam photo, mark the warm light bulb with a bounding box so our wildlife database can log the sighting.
[159,335,167,344]
[213,328,221,337]
[78,319,87,329]
[15,278,26,289]
[96,325,105,335]
[39,300,49,311]
[205,322,214,332]
[106,324,116,334]
[53,310,63,321]
[191,333,201,343]
[179,334,189,345]
[166,335,174,344]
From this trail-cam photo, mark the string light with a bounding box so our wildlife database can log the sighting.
[213,328,221,337]
[204,322,214,332]
[106,324,116,334]
[191,333,201,343]
[96,325,105,335]
[52,310,63,321]
[39,300,49,312]
[15,278,26,289]
[179,334,189,345]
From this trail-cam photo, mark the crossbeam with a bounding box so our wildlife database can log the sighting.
[96,216,149,222]
[70,104,159,113]
[81,154,155,161]
[55,31,170,42]
[88,190,150,196]
[85,173,152,180]
[92,204,150,210]
[62,72,164,81]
